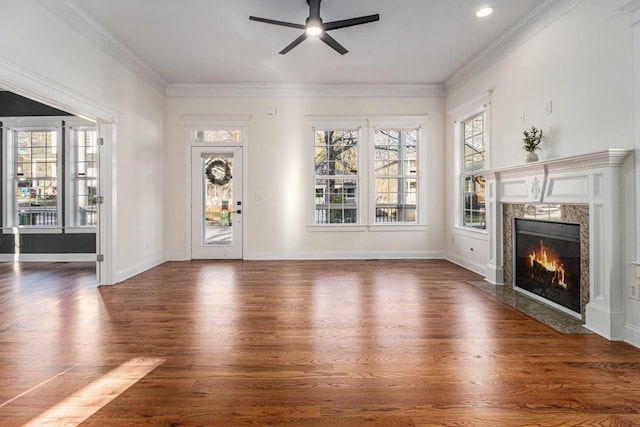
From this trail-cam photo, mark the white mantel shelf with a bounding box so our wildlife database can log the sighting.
[480,148,633,181]
[483,149,632,179]
[481,149,634,341]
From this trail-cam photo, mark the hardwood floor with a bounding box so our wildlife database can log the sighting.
[1,260,640,426]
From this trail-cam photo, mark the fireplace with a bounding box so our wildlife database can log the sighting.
[482,150,632,340]
[514,218,582,317]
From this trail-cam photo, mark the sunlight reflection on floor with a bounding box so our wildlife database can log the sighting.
[22,357,165,426]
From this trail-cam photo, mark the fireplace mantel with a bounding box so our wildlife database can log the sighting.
[481,149,633,340]
[483,149,632,204]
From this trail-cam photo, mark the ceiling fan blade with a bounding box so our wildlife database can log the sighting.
[323,14,380,31]
[279,32,309,54]
[318,32,348,55]
[308,0,321,20]
[249,16,305,30]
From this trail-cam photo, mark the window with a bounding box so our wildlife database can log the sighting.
[2,117,97,231]
[69,126,98,227]
[313,129,359,224]
[309,116,427,228]
[461,112,486,229]
[194,129,241,144]
[13,128,60,226]
[374,129,418,223]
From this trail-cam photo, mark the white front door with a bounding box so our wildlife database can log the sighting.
[191,146,243,259]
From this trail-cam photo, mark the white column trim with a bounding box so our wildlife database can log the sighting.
[623,0,640,346]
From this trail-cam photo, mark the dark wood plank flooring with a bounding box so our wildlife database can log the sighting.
[1,260,640,426]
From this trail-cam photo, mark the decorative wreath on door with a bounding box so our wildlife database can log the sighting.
[205,159,232,186]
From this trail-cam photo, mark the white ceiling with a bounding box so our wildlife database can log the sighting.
[63,0,546,86]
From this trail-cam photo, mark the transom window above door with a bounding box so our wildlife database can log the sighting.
[194,130,241,144]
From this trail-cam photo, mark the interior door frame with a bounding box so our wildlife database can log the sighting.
[0,58,119,285]
[183,115,251,261]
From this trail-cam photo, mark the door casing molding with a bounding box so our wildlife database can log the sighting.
[0,57,119,285]
[182,115,251,261]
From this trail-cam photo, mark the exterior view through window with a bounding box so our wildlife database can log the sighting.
[314,129,359,225]
[461,112,486,229]
[374,129,418,223]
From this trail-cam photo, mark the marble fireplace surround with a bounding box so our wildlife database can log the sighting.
[482,149,632,340]
[502,203,590,320]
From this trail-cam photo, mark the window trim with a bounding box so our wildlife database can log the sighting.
[65,118,98,232]
[460,112,487,230]
[450,93,491,233]
[308,118,365,227]
[306,115,428,229]
[368,117,428,228]
[3,118,63,232]
[1,116,97,234]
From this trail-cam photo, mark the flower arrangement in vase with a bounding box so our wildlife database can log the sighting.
[522,126,543,162]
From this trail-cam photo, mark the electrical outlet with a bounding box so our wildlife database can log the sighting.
[631,283,640,301]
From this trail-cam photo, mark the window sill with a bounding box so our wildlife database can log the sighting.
[307,225,367,232]
[65,227,97,234]
[368,224,427,232]
[307,224,428,232]
[452,226,488,240]
[3,227,63,234]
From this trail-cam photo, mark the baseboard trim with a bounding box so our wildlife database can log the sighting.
[115,255,166,284]
[445,252,487,277]
[245,250,445,261]
[624,322,640,349]
[166,252,189,261]
[0,253,95,262]
[584,302,626,341]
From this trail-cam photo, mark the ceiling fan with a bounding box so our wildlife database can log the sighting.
[249,0,380,55]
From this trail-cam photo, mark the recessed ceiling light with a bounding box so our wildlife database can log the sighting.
[476,7,494,18]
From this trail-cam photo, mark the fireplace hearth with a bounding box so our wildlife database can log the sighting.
[514,219,581,316]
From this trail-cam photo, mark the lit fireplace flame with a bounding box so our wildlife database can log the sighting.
[528,240,567,289]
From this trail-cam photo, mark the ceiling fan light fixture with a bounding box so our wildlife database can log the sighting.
[476,6,494,18]
[306,25,323,36]
[250,0,380,54]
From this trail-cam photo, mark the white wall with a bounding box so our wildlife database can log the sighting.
[165,96,446,260]
[444,0,639,345]
[627,0,640,345]
[0,0,166,282]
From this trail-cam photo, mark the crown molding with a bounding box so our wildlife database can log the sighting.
[620,0,640,13]
[35,0,167,93]
[620,0,640,26]
[0,56,120,122]
[445,0,583,91]
[447,90,493,118]
[166,83,445,99]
